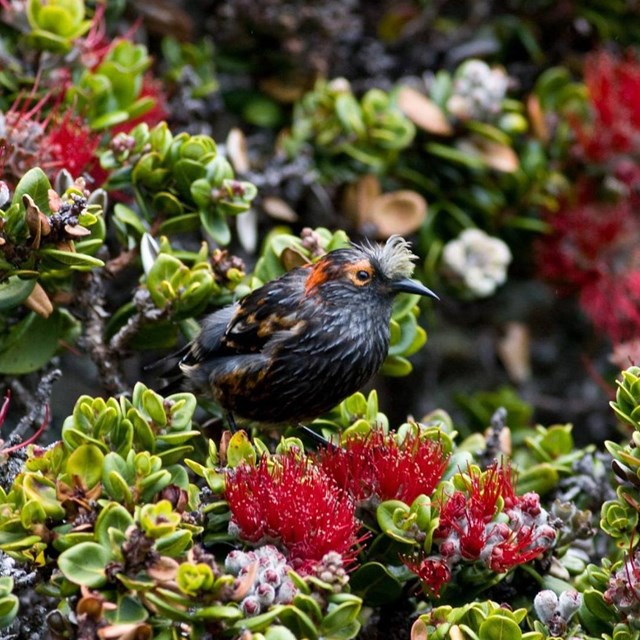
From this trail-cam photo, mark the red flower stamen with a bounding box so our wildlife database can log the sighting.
[435,463,554,572]
[316,429,449,505]
[225,453,364,574]
[401,554,451,597]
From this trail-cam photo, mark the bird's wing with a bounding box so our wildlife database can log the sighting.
[182,304,239,364]
[220,285,303,354]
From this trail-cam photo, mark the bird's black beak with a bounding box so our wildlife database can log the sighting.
[392,277,439,300]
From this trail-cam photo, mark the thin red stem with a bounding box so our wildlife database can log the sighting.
[3,404,50,454]
[0,390,10,426]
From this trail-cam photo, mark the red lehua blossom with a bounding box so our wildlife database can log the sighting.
[435,463,553,571]
[316,429,449,505]
[76,3,112,70]
[536,198,640,343]
[484,523,555,573]
[46,111,102,182]
[572,50,640,162]
[401,555,451,597]
[1,87,101,184]
[225,453,364,574]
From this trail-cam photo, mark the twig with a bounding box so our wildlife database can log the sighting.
[108,288,166,354]
[75,271,129,395]
[6,368,61,442]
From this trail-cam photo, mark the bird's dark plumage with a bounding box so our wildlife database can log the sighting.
[175,235,437,425]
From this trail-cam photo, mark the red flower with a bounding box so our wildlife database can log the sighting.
[45,111,102,182]
[434,463,554,572]
[225,453,364,574]
[316,429,448,505]
[485,523,555,573]
[573,50,640,162]
[604,549,640,619]
[1,90,101,184]
[401,555,451,597]
[536,199,640,343]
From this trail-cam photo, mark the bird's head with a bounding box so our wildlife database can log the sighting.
[304,235,438,303]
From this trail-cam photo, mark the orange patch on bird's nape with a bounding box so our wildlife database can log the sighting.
[305,259,335,293]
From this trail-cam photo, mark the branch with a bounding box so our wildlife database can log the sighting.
[6,367,61,443]
[108,288,167,354]
[75,271,129,395]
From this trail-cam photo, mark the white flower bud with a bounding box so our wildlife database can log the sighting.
[558,590,582,619]
[534,589,559,624]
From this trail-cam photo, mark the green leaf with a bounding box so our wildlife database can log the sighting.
[199,207,231,245]
[158,212,200,235]
[22,474,65,519]
[226,431,256,468]
[58,542,111,588]
[581,588,617,624]
[349,562,403,606]
[321,600,362,636]
[478,615,522,640]
[0,277,36,311]
[0,309,78,374]
[66,445,105,488]
[0,592,18,628]
[104,595,149,625]
[39,247,104,268]
[379,354,412,377]
[12,167,51,215]
[95,503,134,547]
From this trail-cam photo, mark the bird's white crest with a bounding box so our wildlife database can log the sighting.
[359,235,417,279]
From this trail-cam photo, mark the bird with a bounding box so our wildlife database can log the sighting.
[171,235,437,429]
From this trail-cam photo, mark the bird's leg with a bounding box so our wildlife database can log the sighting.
[226,412,239,434]
[297,423,338,450]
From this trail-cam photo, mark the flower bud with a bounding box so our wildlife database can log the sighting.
[256,583,276,607]
[241,595,261,616]
[558,590,582,619]
[534,589,558,624]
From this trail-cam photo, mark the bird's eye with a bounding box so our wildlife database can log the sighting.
[356,270,371,282]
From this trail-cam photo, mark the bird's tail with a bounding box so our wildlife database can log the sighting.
[145,344,190,395]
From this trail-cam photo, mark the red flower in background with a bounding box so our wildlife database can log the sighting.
[225,453,364,574]
[46,111,102,182]
[536,199,640,343]
[573,50,640,162]
[537,49,640,347]
[0,92,101,185]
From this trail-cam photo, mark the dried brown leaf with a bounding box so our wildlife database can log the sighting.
[497,321,531,384]
[262,196,298,222]
[365,190,428,238]
[397,86,453,136]
[227,128,250,174]
[24,282,54,318]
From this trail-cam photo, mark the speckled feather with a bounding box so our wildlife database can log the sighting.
[178,235,430,425]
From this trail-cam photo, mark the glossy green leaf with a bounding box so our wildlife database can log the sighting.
[58,542,111,588]
[478,615,522,640]
[66,444,105,487]
[0,277,36,311]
